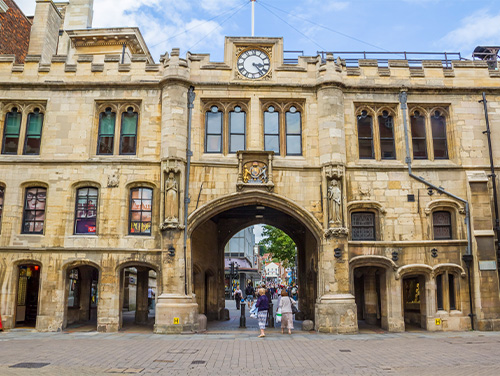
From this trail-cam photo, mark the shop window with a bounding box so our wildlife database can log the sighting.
[74,187,98,234]
[2,106,45,155]
[433,211,452,240]
[97,105,139,155]
[263,103,303,156]
[68,268,80,308]
[357,110,374,159]
[129,187,152,235]
[410,108,449,161]
[436,272,458,311]
[351,212,376,240]
[22,187,46,234]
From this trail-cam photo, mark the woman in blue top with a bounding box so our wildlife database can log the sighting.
[255,288,269,338]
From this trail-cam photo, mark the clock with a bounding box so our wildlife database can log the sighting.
[237,48,270,79]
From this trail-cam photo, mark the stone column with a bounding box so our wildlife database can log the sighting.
[135,269,149,324]
[363,270,378,325]
[384,273,404,332]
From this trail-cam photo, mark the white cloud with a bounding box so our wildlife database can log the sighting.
[440,9,500,53]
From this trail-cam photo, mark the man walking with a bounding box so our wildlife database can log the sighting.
[245,280,255,309]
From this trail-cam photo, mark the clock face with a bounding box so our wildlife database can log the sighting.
[237,49,270,79]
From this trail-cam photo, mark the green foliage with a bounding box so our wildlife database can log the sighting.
[259,225,296,266]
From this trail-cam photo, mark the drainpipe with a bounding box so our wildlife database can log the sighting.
[184,86,195,296]
[479,92,500,273]
[399,90,474,330]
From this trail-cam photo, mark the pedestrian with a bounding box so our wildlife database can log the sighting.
[233,285,242,310]
[255,287,269,338]
[245,280,255,309]
[291,284,298,301]
[148,287,155,312]
[279,289,296,334]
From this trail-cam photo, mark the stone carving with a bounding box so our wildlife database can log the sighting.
[324,227,349,238]
[328,179,342,225]
[107,172,119,188]
[324,163,343,180]
[243,161,268,184]
[164,172,179,223]
[236,151,274,192]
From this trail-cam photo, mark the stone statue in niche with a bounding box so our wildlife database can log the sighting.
[165,172,179,222]
[328,179,342,226]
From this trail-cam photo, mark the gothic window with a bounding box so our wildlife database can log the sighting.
[22,187,46,234]
[68,268,80,308]
[378,111,395,159]
[97,104,139,156]
[436,272,458,311]
[431,110,448,159]
[357,110,374,159]
[433,211,452,240]
[411,111,427,159]
[205,106,223,153]
[264,106,280,154]
[120,107,138,155]
[229,106,246,153]
[97,108,116,155]
[351,212,376,240]
[129,187,152,235]
[0,186,3,233]
[285,106,302,155]
[74,187,98,234]
[23,108,44,155]
[2,108,21,154]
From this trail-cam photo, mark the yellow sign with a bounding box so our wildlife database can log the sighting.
[173,317,180,325]
[435,318,441,325]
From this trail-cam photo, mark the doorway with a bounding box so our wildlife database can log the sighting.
[403,275,426,330]
[16,264,40,328]
[65,265,99,330]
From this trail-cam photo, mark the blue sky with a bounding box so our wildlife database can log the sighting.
[16,0,500,63]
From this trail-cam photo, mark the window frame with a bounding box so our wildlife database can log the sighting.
[228,106,246,154]
[74,186,99,235]
[2,107,22,155]
[23,108,44,156]
[432,210,453,240]
[351,211,376,241]
[435,271,459,312]
[22,186,47,235]
[119,107,139,155]
[205,105,223,154]
[409,106,450,161]
[128,187,153,236]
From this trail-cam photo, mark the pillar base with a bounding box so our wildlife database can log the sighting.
[154,294,199,334]
[315,294,358,334]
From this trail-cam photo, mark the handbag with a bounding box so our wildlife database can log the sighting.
[289,297,298,314]
[276,308,282,323]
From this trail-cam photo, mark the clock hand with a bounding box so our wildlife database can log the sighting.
[252,62,264,74]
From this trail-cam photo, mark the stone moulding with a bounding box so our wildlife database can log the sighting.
[236,151,275,192]
[324,227,348,238]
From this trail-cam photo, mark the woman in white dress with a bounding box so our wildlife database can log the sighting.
[278,289,297,334]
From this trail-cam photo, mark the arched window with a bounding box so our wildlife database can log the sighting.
[264,105,280,153]
[433,211,452,239]
[22,187,46,234]
[2,107,22,154]
[357,110,374,159]
[23,108,44,155]
[74,187,98,234]
[285,106,302,155]
[378,110,395,159]
[229,106,246,153]
[205,106,223,153]
[431,110,448,159]
[351,212,376,240]
[129,187,153,235]
[436,271,458,311]
[97,107,116,155]
[411,111,427,159]
[120,107,138,155]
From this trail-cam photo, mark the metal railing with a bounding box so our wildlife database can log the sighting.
[283,50,304,65]
[317,51,465,68]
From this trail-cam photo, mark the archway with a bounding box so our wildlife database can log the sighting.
[15,264,41,328]
[64,264,100,331]
[353,266,386,330]
[118,263,158,332]
[402,275,427,330]
[188,191,322,329]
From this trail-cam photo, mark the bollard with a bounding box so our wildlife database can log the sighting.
[268,301,274,328]
[239,300,246,328]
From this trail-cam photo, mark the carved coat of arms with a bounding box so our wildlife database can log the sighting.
[243,161,268,184]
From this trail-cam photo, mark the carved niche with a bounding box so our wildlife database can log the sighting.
[236,151,274,192]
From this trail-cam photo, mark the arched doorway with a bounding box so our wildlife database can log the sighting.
[402,274,427,330]
[353,266,385,330]
[64,265,99,331]
[15,264,41,328]
[188,191,322,329]
[119,265,158,331]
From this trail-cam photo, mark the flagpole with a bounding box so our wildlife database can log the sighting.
[251,0,255,36]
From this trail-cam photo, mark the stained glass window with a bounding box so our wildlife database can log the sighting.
[433,211,452,239]
[74,187,98,234]
[22,187,46,234]
[129,188,152,235]
[351,212,376,240]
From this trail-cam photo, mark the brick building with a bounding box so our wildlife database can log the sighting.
[0,0,31,63]
[0,0,499,334]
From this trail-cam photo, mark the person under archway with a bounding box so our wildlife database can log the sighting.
[255,288,269,338]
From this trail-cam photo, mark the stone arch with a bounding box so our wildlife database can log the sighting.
[396,264,433,280]
[433,263,466,278]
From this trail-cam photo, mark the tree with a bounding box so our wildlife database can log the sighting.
[259,225,296,266]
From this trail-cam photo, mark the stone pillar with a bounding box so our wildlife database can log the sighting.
[79,270,91,322]
[155,52,198,334]
[27,0,63,63]
[363,271,378,325]
[384,273,404,332]
[97,267,119,333]
[135,269,149,324]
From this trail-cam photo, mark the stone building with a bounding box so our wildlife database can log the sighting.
[0,0,499,334]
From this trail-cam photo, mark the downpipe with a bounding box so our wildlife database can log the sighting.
[184,86,195,296]
[399,91,474,330]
